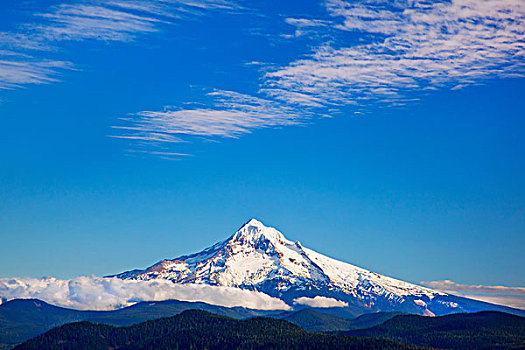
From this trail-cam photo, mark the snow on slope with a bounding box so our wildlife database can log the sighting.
[115,219,443,309]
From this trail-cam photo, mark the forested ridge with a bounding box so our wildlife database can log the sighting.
[14,309,424,350]
[344,311,525,350]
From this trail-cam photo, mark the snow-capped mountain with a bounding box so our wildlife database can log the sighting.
[113,219,519,316]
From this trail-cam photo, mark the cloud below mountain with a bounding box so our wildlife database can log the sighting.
[0,276,290,311]
[293,296,348,308]
[420,280,525,310]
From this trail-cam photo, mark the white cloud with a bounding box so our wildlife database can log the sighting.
[111,90,306,146]
[285,18,330,28]
[422,280,525,295]
[4,0,524,154]
[35,4,162,42]
[420,280,525,310]
[32,0,240,43]
[0,0,240,90]
[0,276,290,311]
[293,296,348,308]
[164,0,241,11]
[266,0,525,107]
[0,59,72,90]
[115,0,525,156]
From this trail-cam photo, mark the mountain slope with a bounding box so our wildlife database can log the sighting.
[343,311,525,350]
[14,310,425,350]
[113,219,525,317]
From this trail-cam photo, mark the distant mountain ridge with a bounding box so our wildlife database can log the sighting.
[0,298,402,349]
[280,308,403,332]
[12,309,525,350]
[343,311,525,349]
[12,309,425,350]
[113,219,525,317]
[3,298,525,349]
[0,298,282,349]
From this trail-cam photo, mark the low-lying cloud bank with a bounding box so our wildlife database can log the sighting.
[421,280,525,310]
[293,296,348,308]
[0,276,290,311]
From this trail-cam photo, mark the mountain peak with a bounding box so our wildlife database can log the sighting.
[114,218,453,316]
[230,218,288,246]
[240,218,265,229]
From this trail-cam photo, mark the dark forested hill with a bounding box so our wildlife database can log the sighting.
[0,299,85,350]
[344,311,525,350]
[0,298,283,349]
[13,310,425,350]
[0,298,399,348]
[280,308,356,331]
[5,299,525,350]
[280,308,402,332]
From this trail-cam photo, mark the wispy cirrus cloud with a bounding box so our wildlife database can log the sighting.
[0,59,72,90]
[421,280,525,310]
[30,0,241,42]
[116,0,525,156]
[280,18,332,39]
[0,0,239,90]
[1,2,158,90]
[111,90,307,149]
[4,0,525,155]
[267,0,525,107]
[34,4,163,42]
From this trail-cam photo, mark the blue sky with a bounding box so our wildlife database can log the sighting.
[0,0,524,305]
